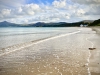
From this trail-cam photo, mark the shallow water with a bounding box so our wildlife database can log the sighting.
[0,27,78,50]
[0,27,98,75]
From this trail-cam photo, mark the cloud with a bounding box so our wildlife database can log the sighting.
[85,5,100,15]
[52,0,67,8]
[71,0,100,5]
[70,0,100,16]
[20,3,41,15]
[0,0,100,23]
[0,0,71,23]
[0,0,25,9]
[22,10,70,23]
[0,3,41,20]
[0,9,11,19]
[75,9,85,16]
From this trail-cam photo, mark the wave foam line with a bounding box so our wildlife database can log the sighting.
[0,30,80,57]
[86,34,95,75]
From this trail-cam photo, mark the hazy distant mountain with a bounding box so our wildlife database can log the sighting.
[89,19,100,26]
[0,19,99,27]
[82,20,94,23]
[0,21,21,27]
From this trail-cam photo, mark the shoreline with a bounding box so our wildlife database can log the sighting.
[0,27,100,75]
[0,30,80,57]
[89,26,100,75]
[90,26,100,34]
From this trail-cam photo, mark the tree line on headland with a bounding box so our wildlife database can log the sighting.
[88,19,100,26]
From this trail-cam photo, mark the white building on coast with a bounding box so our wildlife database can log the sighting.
[80,24,88,27]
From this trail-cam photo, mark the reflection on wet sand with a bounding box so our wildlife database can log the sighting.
[0,48,89,75]
[0,28,100,75]
[89,27,100,75]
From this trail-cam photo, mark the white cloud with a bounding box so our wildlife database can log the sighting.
[0,1,71,23]
[0,0,25,9]
[1,9,11,16]
[71,0,100,5]
[69,0,100,18]
[85,4,100,15]
[0,0,100,23]
[18,7,23,13]
[0,9,11,19]
[0,3,41,20]
[71,0,100,17]
[52,0,67,8]
[21,3,40,15]
[76,9,85,16]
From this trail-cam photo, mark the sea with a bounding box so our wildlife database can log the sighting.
[0,27,79,52]
[0,27,96,75]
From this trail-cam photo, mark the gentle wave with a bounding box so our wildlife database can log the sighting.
[0,32,54,37]
[0,31,80,57]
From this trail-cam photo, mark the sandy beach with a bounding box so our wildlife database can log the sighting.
[0,27,100,75]
[89,27,100,75]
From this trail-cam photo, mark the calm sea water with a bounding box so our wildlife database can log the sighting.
[0,27,79,50]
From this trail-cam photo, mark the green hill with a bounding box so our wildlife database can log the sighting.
[89,19,100,26]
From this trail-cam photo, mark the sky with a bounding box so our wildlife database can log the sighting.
[0,0,100,24]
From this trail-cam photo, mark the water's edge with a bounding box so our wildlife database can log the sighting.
[0,31,80,57]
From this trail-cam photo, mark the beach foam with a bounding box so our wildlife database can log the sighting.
[0,30,80,57]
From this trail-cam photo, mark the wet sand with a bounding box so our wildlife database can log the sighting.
[89,27,100,75]
[0,27,99,75]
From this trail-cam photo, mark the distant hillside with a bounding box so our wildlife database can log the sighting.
[0,21,21,27]
[29,21,92,27]
[22,21,90,27]
[82,20,94,24]
[89,19,100,26]
[0,20,96,27]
